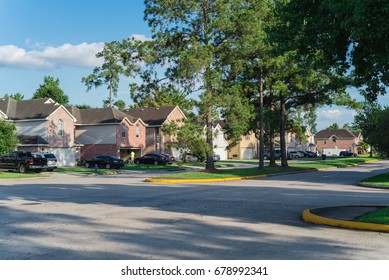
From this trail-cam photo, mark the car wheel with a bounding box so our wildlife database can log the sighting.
[84,162,90,168]
[18,164,26,173]
[154,160,159,165]
[105,163,111,169]
[264,155,268,160]
[47,168,54,172]
[135,160,140,165]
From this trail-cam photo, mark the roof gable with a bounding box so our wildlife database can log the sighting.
[123,106,186,126]
[68,107,140,125]
[0,98,72,121]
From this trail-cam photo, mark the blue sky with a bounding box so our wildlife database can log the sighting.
[0,0,387,131]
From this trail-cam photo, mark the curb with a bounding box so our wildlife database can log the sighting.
[302,206,389,232]
[144,174,267,183]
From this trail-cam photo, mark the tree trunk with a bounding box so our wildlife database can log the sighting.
[279,92,289,167]
[259,68,264,170]
[205,68,215,171]
[268,88,277,167]
[109,77,113,108]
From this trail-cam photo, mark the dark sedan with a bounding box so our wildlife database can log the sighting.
[134,153,170,165]
[84,155,124,169]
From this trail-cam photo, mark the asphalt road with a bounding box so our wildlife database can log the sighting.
[1,161,389,260]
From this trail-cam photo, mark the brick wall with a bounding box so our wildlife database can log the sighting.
[80,144,118,160]
[316,138,359,153]
[47,107,75,148]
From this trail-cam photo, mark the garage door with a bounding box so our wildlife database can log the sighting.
[48,148,77,167]
[242,148,255,159]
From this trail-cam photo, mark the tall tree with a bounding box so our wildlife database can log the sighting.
[33,76,69,105]
[130,84,195,116]
[0,120,18,155]
[82,41,127,107]
[274,0,389,100]
[143,0,244,171]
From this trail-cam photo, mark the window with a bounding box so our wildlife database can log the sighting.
[332,136,337,143]
[121,124,127,138]
[244,133,250,140]
[136,124,140,138]
[58,119,64,136]
[323,140,327,144]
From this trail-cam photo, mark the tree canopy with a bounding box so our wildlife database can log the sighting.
[273,0,389,100]
[0,120,18,155]
[33,76,69,105]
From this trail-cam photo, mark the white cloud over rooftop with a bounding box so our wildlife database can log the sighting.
[0,42,104,70]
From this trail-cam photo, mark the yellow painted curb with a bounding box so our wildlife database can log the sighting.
[302,207,389,232]
[144,174,267,183]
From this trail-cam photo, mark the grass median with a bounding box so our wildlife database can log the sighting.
[356,207,389,225]
[150,157,379,180]
[359,172,389,188]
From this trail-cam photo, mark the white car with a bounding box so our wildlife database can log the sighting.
[32,152,58,171]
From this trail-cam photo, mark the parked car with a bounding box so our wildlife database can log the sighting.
[161,154,175,163]
[264,149,281,160]
[84,155,124,169]
[298,151,314,158]
[339,151,357,157]
[213,154,221,161]
[304,151,317,158]
[0,151,48,173]
[134,153,170,165]
[288,151,301,159]
[32,152,58,171]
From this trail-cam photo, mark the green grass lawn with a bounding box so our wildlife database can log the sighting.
[151,157,378,180]
[359,172,389,187]
[0,171,48,179]
[56,167,119,175]
[356,207,389,225]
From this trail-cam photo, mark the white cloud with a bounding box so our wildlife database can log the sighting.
[130,34,152,42]
[316,106,357,131]
[0,42,104,70]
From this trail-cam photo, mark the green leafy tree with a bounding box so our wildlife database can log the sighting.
[0,120,18,155]
[82,41,127,108]
[274,0,389,100]
[162,119,211,163]
[33,76,69,105]
[3,93,24,100]
[131,84,195,116]
[326,123,340,131]
[353,102,385,157]
[143,0,247,171]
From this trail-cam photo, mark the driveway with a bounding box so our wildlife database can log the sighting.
[0,161,389,259]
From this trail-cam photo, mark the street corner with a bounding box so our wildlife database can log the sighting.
[302,205,389,233]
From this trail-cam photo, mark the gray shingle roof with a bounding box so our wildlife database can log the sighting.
[0,98,62,120]
[315,129,360,139]
[67,106,138,125]
[123,106,178,126]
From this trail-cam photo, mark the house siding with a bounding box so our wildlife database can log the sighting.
[14,120,47,138]
[228,132,258,159]
[76,125,116,144]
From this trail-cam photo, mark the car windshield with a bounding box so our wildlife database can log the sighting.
[44,154,56,159]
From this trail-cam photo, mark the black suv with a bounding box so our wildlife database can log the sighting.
[339,151,357,157]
